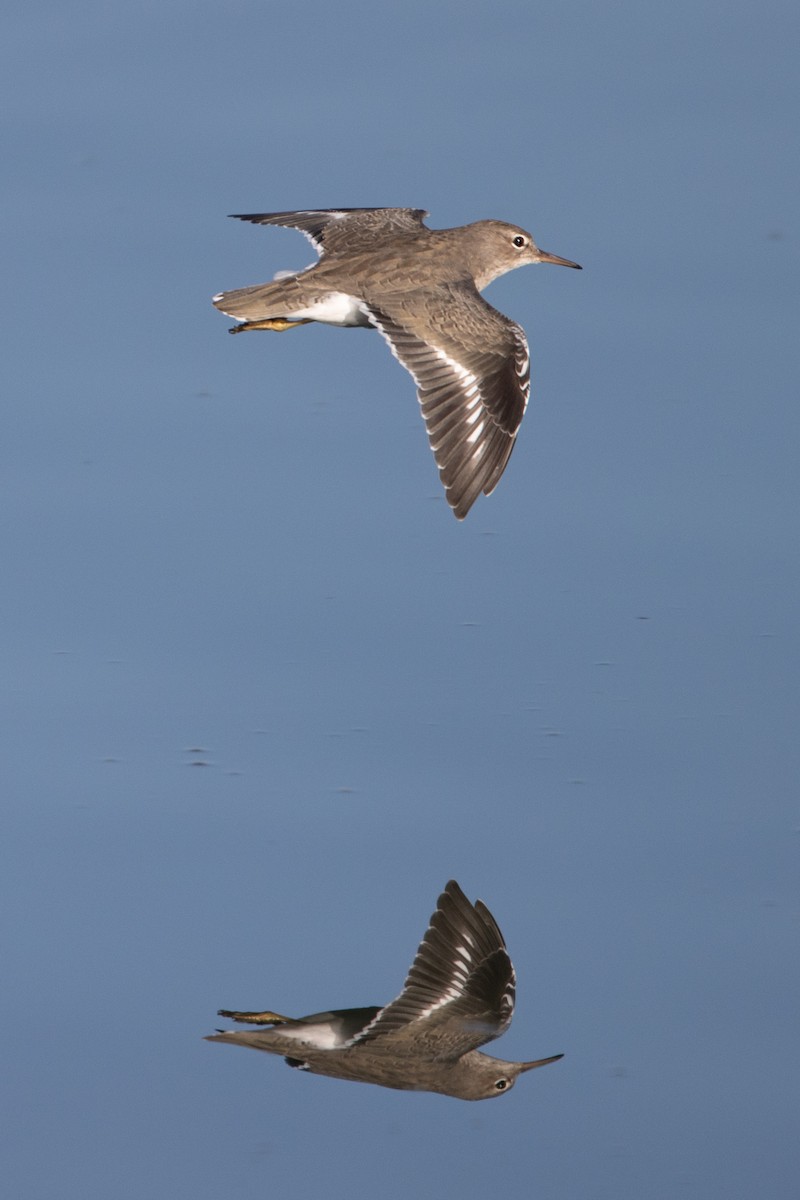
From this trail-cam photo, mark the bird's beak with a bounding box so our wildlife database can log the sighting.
[520,1053,564,1072]
[536,250,582,269]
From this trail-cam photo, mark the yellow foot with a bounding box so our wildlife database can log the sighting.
[229,318,312,334]
[217,1008,292,1025]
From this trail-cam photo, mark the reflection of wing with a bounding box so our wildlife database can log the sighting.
[364,287,529,518]
[349,881,516,1059]
[230,208,429,257]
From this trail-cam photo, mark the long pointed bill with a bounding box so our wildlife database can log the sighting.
[520,1053,565,1072]
[536,250,582,269]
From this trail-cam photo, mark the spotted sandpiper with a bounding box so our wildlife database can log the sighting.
[206,879,562,1100]
[213,208,580,519]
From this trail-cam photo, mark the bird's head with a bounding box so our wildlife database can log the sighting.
[465,220,581,289]
[443,1050,564,1101]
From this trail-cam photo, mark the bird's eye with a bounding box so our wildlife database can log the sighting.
[512,235,526,248]
[494,1078,509,1091]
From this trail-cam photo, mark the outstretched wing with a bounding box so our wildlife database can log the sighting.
[363,284,529,519]
[229,208,429,258]
[349,880,516,1059]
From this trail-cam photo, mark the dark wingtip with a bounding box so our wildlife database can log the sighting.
[227,213,268,225]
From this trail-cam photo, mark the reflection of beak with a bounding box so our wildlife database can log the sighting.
[536,250,582,269]
[520,1053,565,1072]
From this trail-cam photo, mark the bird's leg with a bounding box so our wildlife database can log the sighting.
[217,1008,292,1025]
[229,318,312,334]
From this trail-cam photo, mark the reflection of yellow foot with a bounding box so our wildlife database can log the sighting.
[229,318,312,334]
[217,1008,292,1025]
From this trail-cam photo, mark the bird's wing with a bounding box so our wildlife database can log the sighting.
[362,283,530,519]
[228,208,429,258]
[348,881,516,1059]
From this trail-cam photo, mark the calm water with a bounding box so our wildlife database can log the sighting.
[3,2,798,1197]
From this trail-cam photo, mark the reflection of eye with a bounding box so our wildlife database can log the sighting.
[513,236,526,248]
[495,1078,509,1090]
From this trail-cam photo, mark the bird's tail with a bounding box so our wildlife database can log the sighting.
[212,280,298,321]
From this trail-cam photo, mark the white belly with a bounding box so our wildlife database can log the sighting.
[285,292,370,327]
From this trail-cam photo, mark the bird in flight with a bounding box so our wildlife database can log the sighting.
[207,879,562,1100]
[213,207,581,519]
